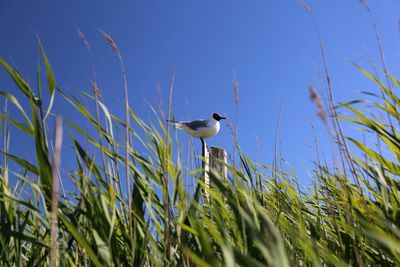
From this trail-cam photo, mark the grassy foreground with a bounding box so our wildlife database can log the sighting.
[0,42,400,267]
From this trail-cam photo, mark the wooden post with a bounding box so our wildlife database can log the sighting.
[202,144,227,202]
[209,146,227,182]
[201,138,210,201]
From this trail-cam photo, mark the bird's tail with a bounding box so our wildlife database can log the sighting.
[166,120,185,130]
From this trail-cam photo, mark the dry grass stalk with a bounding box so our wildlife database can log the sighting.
[156,82,165,120]
[298,0,312,15]
[309,85,327,126]
[232,71,240,170]
[76,26,92,55]
[273,102,283,179]
[98,28,132,236]
[98,29,119,55]
[309,84,339,170]
[91,81,102,98]
[233,71,239,107]
[50,117,63,267]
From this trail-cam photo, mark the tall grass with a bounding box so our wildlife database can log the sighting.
[1,38,400,267]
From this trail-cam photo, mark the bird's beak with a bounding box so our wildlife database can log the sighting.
[220,116,227,120]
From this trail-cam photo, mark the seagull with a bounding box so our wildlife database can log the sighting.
[167,112,226,145]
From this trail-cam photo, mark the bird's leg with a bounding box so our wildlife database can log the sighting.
[200,137,210,201]
[200,138,206,182]
[200,137,206,156]
[200,137,210,154]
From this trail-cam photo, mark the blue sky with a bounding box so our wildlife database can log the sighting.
[1,1,400,186]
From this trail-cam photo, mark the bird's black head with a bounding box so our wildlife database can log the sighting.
[212,113,226,121]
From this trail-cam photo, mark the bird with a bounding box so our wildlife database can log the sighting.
[167,112,226,144]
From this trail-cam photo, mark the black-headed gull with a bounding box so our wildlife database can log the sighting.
[167,112,226,142]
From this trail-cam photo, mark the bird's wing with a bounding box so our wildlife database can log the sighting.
[184,119,208,130]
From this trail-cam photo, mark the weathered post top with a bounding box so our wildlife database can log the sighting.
[209,146,227,182]
[202,143,227,202]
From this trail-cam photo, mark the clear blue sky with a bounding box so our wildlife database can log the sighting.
[1,1,400,185]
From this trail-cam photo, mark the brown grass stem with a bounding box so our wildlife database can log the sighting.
[273,100,283,180]
[232,71,240,169]
[98,28,132,221]
[50,117,63,267]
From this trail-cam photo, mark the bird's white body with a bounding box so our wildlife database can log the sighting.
[171,116,221,139]
[180,119,219,138]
